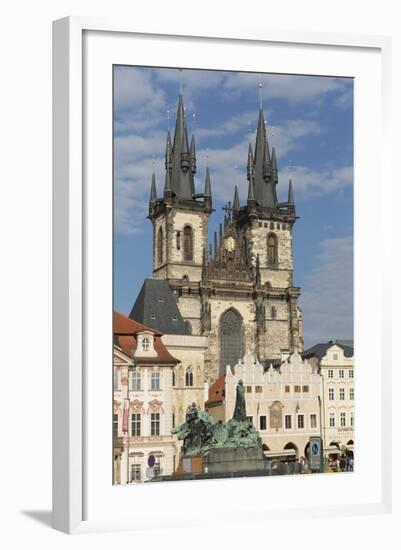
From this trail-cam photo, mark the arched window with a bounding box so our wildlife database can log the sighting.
[271,306,277,319]
[184,320,192,334]
[219,308,244,375]
[157,226,163,264]
[172,369,176,387]
[185,367,193,387]
[284,442,299,460]
[267,233,278,265]
[183,225,193,261]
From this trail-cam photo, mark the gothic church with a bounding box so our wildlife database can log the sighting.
[130,91,304,383]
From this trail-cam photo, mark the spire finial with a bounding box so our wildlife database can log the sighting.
[258,75,263,110]
[233,184,240,212]
[206,148,209,168]
[288,178,295,206]
[192,112,196,130]
[167,109,170,132]
[179,68,183,95]
[150,171,157,203]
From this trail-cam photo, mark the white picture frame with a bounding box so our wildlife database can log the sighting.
[52,16,393,534]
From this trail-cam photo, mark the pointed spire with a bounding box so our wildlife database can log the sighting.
[214,231,218,257]
[150,172,157,202]
[288,178,295,206]
[251,99,276,208]
[165,131,172,171]
[164,162,172,204]
[247,177,255,204]
[180,123,190,173]
[190,135,196,174]
[271,147,278,183]
[204,166,211,196]
[170,93,193,199]
[263,130,271,179]
[233,185,240,212]
[247,143,254,181]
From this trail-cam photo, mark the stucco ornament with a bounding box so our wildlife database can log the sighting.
[172,384,260,456]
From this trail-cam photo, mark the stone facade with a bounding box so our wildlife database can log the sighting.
[148,93,303,382]
[161,333,209,426]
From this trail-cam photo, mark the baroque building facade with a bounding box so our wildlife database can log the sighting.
[113,312,179,483]
[205,350,322,462]
[303,340,354,459]
[144,92,303,382]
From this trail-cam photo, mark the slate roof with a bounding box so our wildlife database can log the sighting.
[113,311,178,364]
[302,339,354,360]
[129,278,190,336]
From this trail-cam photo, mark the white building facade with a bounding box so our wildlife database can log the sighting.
[303,341,354,458]
[206,350,323,463]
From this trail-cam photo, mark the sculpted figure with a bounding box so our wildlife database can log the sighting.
[232,380,247,422]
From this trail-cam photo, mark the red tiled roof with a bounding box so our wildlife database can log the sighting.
[114,311,162,336]
[114,311,178,364]
[205,374,225,406]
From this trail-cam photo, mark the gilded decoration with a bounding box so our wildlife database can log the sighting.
[148,399,164,413]
[130,399,144,413]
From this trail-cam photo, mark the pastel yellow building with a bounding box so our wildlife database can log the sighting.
[303,340,354,460]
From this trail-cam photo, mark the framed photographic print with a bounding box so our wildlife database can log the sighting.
[53,17,392,534]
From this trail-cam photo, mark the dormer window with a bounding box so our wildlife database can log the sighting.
[142,337,150,351]
[172,315,177,321]
[158,297,164,303]
[150,313,156,320]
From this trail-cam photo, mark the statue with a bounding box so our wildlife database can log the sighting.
[232,379,247,422]
[172,390,261,456]
[172,402,214,456]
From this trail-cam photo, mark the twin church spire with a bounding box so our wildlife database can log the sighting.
[149,78,295,215]
[150,93,211,210]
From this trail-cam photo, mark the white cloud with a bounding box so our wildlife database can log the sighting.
[114,66,166,112]
[300,236,353,347]
[223,73,352,106]
[280,164,353,198]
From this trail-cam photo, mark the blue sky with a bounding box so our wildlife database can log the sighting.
[113,66,353,349]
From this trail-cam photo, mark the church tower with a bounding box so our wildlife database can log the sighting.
[148,94,212,286]
[138,81,303,382]
[231,97,303,365]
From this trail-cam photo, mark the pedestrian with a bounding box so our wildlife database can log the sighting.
[348,456,354,471]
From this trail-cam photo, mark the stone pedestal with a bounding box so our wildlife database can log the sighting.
[203,446,267,474]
